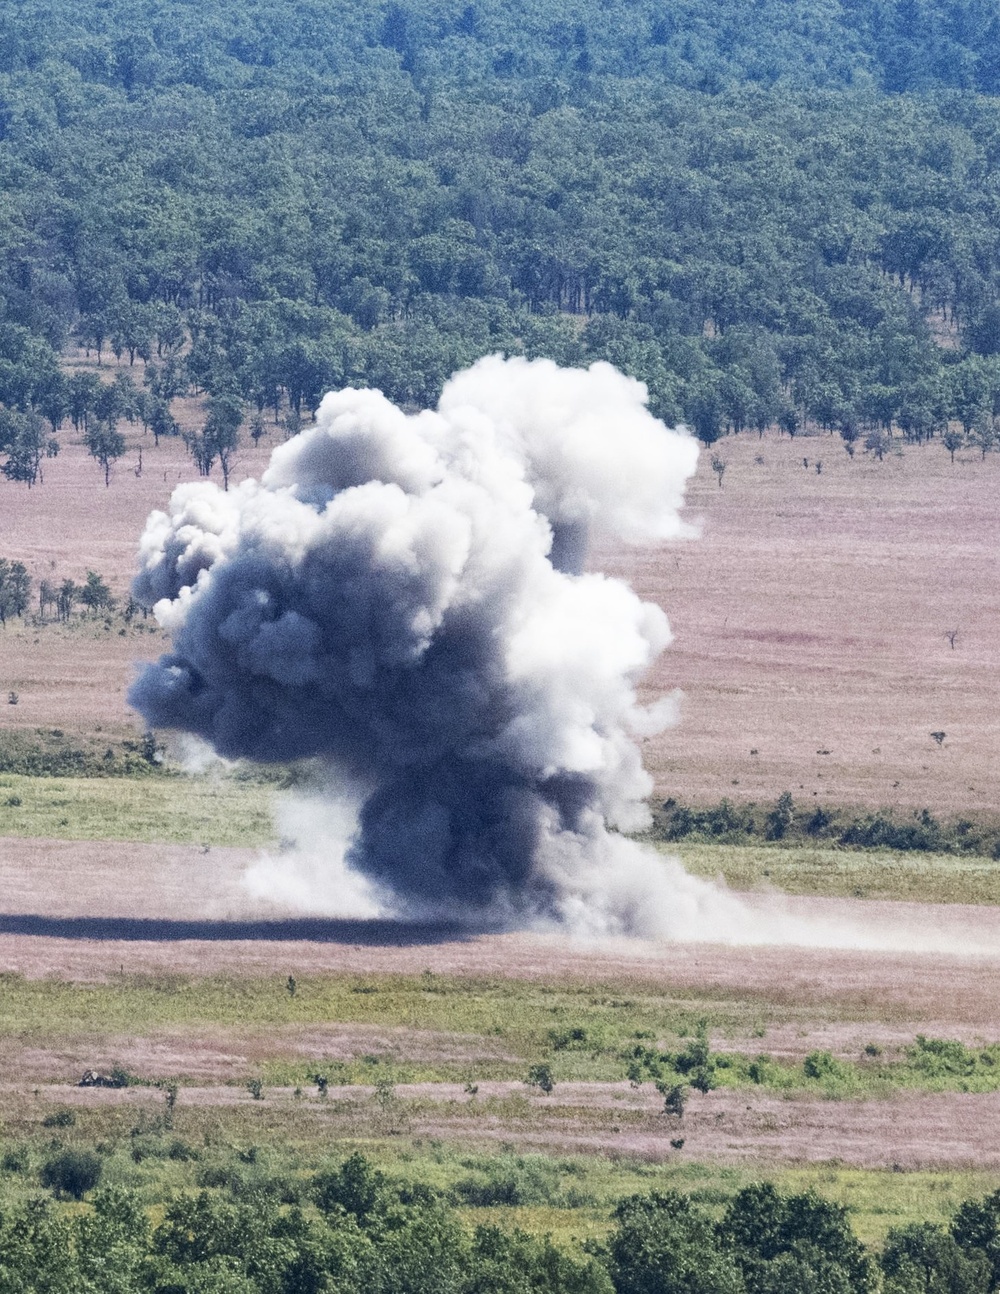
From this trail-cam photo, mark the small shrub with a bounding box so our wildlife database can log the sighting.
[41,1109,75,1128]
[453,1155,561,1207]
[373,1076,396,1110]
[657,1081,687,1118]
[805,806,831,836]
[1,1147,30,1173]
[40,1149,102,1199]
[765,791,795,840]
[548,1025,589,1050]
[803,1050,845,1080]
[526,1063,555,1094]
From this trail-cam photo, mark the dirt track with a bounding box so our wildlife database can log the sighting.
[2,836,1000,1026]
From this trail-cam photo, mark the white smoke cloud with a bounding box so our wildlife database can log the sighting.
[131,355,748,935]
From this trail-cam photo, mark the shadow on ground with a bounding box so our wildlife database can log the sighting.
[0,914,473,946]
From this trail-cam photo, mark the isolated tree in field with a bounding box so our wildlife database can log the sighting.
[80,570,114,615]
[183,428,216,477]
[526,1063,555,1094]
[38,578,57,620]
[94,380,125,428]
[0,560,30,625]
[0,408,47,486]
[36,370,69,432]
[864,428,890,461]
[68,372,101,432]
[969,413,997,459]
[0,560,30,624]
[148,398,178,446]
[657,1081,687,1118]
[204,394,244,490]
[943,429,964,463]
[111,370,140,423]
[85,420,126,485]
[840,416,860,457]
[57,579,78,621]
[777,405,799,437]
[40,1149,102,1200]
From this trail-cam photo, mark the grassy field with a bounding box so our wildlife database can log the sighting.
[2,422,1000,1252]
[673,840,1000,906]
[0,1100,996,1248]
[1,967,996,1094]
[3,771,1000,907]
[0,772,275,846]
[4,427,1000,815]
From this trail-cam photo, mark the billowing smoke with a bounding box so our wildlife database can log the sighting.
[130,356,743,936]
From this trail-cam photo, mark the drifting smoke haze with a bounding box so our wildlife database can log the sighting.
[129,355,759,937]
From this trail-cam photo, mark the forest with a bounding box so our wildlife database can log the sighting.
[4,0,1000,467]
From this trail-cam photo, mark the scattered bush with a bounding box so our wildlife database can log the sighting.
[802,1050,847,1080]
[40,1148,102,1199]
[654,796,1000,858]
[453,1155,562,1207]
[1,1147,30,1173]
[525,1063,555,1094]
[41,1109,76,1128]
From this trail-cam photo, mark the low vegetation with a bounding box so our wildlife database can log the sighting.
[2,969,998,1102]
[0,770,275,845]
[672,839,1000,907]
[655,793,1000,860]
[0,1141,1000,1291]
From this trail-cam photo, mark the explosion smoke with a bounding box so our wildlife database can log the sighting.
[130,356,746,936]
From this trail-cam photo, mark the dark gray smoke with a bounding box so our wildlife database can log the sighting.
[129,356,718,933]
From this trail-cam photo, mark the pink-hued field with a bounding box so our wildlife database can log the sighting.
[1,409,997,810]
[2,388,1000,1171]
[600,431,1000,816]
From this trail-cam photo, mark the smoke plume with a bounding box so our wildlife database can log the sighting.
[129,355,740,935]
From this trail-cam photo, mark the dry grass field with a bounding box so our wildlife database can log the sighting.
[1,396,996,812]
[600,430,1000,816]
[2,377,1000,1214]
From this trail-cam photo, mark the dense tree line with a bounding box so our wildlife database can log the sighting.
[8,1151,1000,1293]
[5,1,1000,465]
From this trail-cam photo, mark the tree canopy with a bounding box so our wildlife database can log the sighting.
[3,0,1000,455]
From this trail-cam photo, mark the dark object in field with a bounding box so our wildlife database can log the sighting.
[78,1067,130,1088]
[40,1149,102,1200]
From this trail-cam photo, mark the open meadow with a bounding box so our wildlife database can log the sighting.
[2,397,1000,1248]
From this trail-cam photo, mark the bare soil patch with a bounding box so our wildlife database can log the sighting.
[1,837,999,1034]
[5,1023,516,1084]
[594,431,1000,815]
[0,416,997,812]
